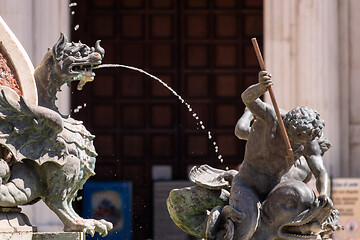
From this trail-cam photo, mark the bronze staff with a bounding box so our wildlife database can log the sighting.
[251,38,294,166]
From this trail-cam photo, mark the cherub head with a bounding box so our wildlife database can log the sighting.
[284,106,325,145]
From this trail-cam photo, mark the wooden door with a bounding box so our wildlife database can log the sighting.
[71,0,262,238]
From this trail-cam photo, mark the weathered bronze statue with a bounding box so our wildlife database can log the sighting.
[167,71,341,240]
[0,33,112,236]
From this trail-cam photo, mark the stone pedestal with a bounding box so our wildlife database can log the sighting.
[0,207,37,233]
[0,232,85,240]
[0,208,84,240]
[33,232,85,240]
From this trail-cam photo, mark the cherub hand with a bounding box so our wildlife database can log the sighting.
[221,170,238,185]
[317,194,333,208]
[222,205,246,223]
[258,71,272,92]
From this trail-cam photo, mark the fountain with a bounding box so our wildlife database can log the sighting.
[0,16,112,239]
[0,7,345,239]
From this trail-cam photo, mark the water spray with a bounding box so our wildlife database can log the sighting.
[93,64,225,164]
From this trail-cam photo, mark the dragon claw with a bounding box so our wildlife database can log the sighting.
[65,219,113,237]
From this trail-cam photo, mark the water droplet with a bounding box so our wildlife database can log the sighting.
[69,2,77,7]
[213,142,217,146]
[71,11,75,15]
[226,167,229,170]
[218,155,222,159]
[74,24,79,31]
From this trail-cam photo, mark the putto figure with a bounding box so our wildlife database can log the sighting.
[222,71,333,239]
[167,71,341,240]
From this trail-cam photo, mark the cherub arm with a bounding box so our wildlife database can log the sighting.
[305,142,330,198]
[241,71,276,122]
[234,109,253,140]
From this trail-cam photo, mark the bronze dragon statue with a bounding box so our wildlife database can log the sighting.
[0,33,112,236]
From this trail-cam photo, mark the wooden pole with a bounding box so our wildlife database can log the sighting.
[251,38,294,165]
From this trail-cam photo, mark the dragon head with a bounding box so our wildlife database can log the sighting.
[34,33,105,112]
[53,33,105,91]
[258,180,341,240]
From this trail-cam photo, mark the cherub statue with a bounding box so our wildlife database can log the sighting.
[167,71,341,240]
[220,71,333,239]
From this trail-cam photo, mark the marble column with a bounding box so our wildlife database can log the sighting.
[346,0,360,177]
[264,0,342,177]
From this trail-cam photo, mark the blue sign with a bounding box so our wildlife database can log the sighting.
[83,181,132,240]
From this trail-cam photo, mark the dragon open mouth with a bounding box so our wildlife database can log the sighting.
[70,62,101,74]
[278,199,336,240]
[70,61,101,90]
[279,221,322,240]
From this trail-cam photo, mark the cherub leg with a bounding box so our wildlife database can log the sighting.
[222,181,260,240]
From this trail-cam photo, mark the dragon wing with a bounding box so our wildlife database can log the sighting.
[189,164,234,190]
[0,87,66,165]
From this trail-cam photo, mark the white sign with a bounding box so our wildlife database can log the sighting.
[332,178,360,240]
